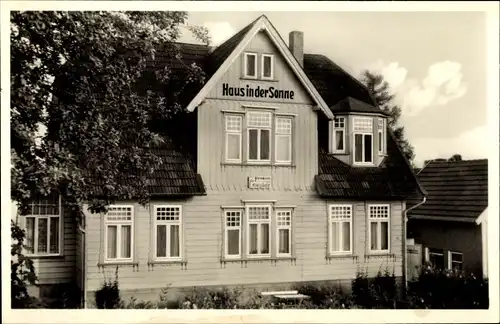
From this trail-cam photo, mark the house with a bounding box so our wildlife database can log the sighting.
[407,159,488,278]
[14,15,425,307]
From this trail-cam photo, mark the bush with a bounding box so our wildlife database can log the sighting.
[95,267,121,309]
[295,282,354,309]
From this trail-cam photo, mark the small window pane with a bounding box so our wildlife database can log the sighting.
[331,222,339,252]
[381,222,389,250]
[246,54,256,76]
[156,225,167,258]
[370,222,378,250]
[249,129,258,160]
[249,224,258,254]
[227,133,241,160]
[263,56,272,78]
[260,129,270,160]
[107,225,117,259]
[227,229,240,255]
[120,225,131,258]
[378,132,383,152]
[355,134,363,162]
[49,217,59,253]
[170,225,180,257]
[261,223,270,254]
[37,218,48,253]
[364,134,372,162]
[335,130,344,151]
[276,135,291,162]
[278,229,290,254]
[25,217,35,254]
[342,222,350,251]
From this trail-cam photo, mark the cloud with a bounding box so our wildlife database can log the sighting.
[204,21,235,46]
[362,60,468,117]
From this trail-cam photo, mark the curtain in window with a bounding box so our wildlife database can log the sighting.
[25,217,35,254]
[370,222,378,250]
[278,229,289,254]
[156,225,167,258]
[120,225,131,258]
[335,130,344,150]
[249,130,258,160]
[227,134,240,160]
[261,223,269,253]
[37,218,48,253]
[49,217,59,253]
[260,130,270,160]
[355,134,363,162]
[331,222,339,251]
[342,222,350,251]
[107,225,117,259]
[249,224,258,254]
[170,225,180,257]
[227,229,240,255]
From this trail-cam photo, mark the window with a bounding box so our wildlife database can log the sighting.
[426,248,445,269]
[329,205,352,254]
[225,210,242,258]
[275,117,292,163]
[104,206,133,262]
[24,195,62,255]
[225,115,242,162]
[378,118,385,154]
[247,111,271,162]
[276,209,292,257]
[247,205,271,256]
[261,54,274,79]
[154,205,182,260]
[353,117,373,164]
[448,251,463,270]
[333,117,345,152]
[244,52,257,78]
[368,204,390,252]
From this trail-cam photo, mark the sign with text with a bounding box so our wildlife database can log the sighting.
[248,176,272,189]
[222,83,295,100]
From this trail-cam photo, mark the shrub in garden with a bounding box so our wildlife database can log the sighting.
[295,282,354,309]
[94,267,121,309]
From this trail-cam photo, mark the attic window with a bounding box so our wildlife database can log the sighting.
[333,117,345,152]
[353,117,373,164]
[244,52,257,79]
[378,118,386,154]
[261,54,274,79]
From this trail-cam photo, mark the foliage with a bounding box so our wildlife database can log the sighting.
[11,11,209,215]
[360,70,415,164]
[295,282,354,309]
[448,154,463,161]
[11,220,42,308]
[95,267,121,309]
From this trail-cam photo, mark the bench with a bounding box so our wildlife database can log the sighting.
[260,290,310,307]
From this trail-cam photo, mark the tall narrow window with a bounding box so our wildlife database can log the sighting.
[261,54,274,79]
[244,52,257,78]
[276,209,292,257]
[448,251,463,271]
[275,117,292,163]
[105,206,133,261]
[24,194,62,255]
[368,204,390,253]
[333,117,345,152]
[154,205,182,260]
[247,111,271,162]
[225,210,242,258]
[329,205,352,254]
[225,115,242,162]
[353,117,373,164]
[378,118,385,154]
[247,205,271,256]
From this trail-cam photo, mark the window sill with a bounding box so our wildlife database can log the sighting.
[240,77,278,82]
[97,261,139,268]
[25,253,63,259]
[326,254,358,260]
[221,162,296,168]
[221,256,296,264]
[364,253,396,260]
[148,260,187,266]
[330,151,348,155]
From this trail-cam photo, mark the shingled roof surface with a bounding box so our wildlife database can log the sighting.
[330,97,390,116]
[407,159,488,222]
[316,131,422,199]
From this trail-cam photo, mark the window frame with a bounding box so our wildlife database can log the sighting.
[353,117,374,165]
[247,111,272,164]
[246,204,272,258]
[225,114,243,163]
[275,116,293,164]
[378,118,385,154]
[224,209,242,259]
[23,195,63,257]
[448,251,463,270]
[104,205,134,263]
[261,53,274,80]
[243,52,258,79]
[367,204,390,254]
[276,208,293,257]
[328,204,353,255]
[153,205,183,262]
[333,117,346,153]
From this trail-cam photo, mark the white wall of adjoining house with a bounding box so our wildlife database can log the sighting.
[479,208,488,278]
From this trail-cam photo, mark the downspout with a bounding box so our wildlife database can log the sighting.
[402,196,426,291]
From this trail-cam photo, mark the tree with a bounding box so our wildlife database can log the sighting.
[448,154,462,161]
[360,70,415,163]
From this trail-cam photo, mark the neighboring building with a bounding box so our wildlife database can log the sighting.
[14,15,424,307]
[407,159,488,278]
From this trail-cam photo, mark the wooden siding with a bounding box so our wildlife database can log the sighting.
[83,193,404,294]
[207,31,313,105]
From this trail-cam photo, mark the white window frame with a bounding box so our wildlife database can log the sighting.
[378,118,385,154]
[247,111,272,163]
[368,204,390,253]
[154,205,183,261]
[246,204,272,258]
[275,117,293,164]
[276,208,292,257]
[328,204,353,255]
[261,54,274,80]
[243,52,258,79]
[104,205,134,263]
[353,117,374,165]
[224,209,242,259]
[448,251,463,270]
[23,195,63,256]
[225,115,243,163]
[333,117,346,153]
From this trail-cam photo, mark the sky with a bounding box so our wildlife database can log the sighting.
[180,11,488,167]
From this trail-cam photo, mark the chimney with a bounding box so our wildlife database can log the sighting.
[289,31,304,67]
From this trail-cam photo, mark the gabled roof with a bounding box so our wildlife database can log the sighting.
[407,159,488,222]
[330,97,390,116]
[185,15,333,119]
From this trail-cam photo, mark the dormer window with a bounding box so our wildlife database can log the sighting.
[378,118,386,154]
[333,117,345,153]
[261,54,274,79]
[244,52,257,79]
[353,117,373,164]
